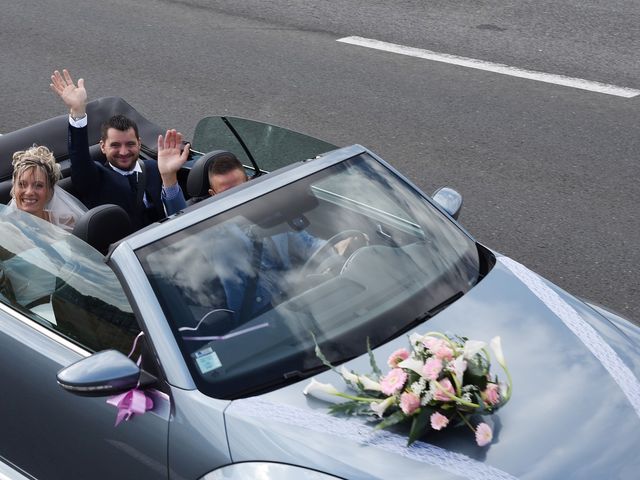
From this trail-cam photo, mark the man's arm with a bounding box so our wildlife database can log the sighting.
[50,69,100,198]
[158,129,190,215]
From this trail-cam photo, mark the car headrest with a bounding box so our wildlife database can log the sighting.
[89,144,107,165]
[73,204,132,255]
[0,181,12,205]
[186,150,239,199]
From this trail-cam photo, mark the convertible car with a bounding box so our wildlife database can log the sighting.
[0,98,639,479]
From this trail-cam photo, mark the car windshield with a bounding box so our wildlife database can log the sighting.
[0,205,138,354]
[137,153,481,399]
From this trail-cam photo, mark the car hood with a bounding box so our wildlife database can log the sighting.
[224,256,640,479]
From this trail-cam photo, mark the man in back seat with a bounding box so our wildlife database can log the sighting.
[50,69,189,230]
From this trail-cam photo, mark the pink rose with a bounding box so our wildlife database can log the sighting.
[422,357,443,380]
[433,378,455,402]
[430,412,449,430]
[422,337,453,361]
[482,383,500,406]
[434,343,454,361]
[422,337,441,352]
[387,348,410,368]
[400,392,421,415]
[380,368,408,395]
[475,422,493,446]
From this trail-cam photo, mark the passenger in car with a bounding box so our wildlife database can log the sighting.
[7,145,87,232]
[159,152,363,320]
[49,69,190,230]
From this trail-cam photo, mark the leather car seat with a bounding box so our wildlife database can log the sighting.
[73,204,132,255]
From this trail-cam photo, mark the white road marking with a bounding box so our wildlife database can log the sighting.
[337,36,640,98]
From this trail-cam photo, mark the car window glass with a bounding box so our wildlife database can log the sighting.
[192,116,338,174]
[311,166,418,226]
[0,206,138,354]
[137,153,480,399]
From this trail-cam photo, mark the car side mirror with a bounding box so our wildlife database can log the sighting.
[57,349,153,397]
[432,187,463,220]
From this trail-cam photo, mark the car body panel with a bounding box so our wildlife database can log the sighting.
[166,388,231,480]
[223,257,640,479]
[0,305,171,479]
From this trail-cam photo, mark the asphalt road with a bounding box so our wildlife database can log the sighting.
[1,0,638,321]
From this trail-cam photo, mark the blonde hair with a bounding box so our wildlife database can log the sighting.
[10,145,61,199]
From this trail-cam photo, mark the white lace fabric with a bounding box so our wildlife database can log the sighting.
[230,397,518,480]
[499,256,640,418]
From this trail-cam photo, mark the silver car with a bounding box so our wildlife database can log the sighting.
[0,100,638,479]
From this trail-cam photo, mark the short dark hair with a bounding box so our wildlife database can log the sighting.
[100,115,140,142]
[208,155,247,178]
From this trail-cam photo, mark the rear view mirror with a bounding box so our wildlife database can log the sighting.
[432,187,463,220]
[57,349,148,397]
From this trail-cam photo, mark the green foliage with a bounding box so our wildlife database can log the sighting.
[375,410,407,430]
[329,401,374,416]
[367,337,382,378]
[408,407,433,445]
[463,357,489,391]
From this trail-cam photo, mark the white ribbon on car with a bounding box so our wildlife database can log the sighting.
[499,256,640,418]
[230,397,518,480]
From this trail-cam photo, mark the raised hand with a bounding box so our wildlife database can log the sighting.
[50,69,87,116]
[158,129,190,187]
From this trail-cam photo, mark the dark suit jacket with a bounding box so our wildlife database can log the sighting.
[68,124,165,230]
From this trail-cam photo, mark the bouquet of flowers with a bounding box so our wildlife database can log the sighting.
[304,332,512,446]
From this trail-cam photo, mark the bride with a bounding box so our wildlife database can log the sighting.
[7,145,86,232]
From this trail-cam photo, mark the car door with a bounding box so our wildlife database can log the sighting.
[0,208,169,479]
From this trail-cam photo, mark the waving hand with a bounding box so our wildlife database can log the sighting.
[50,69,87,117]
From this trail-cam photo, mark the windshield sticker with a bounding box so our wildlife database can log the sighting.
[230,397,518,480]
[500,256,640,419]
[192,347,222,375]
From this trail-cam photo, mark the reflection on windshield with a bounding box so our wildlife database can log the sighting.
[0,206,137,353]
[138,154,481,399]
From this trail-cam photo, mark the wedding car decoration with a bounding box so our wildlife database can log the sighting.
[106,332,154,426]
[305,332,512,446]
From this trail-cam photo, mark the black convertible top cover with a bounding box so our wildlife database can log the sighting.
[0,97,164,181]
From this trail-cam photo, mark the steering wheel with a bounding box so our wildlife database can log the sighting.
[299,229,369,279]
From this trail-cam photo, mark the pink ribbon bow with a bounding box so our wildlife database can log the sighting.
[107,388,154,427]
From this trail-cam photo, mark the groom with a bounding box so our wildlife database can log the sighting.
[50,69,189,230]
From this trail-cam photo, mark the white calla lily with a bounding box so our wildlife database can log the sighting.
[370,396,396,418]
[409,332,424,346]
[451,355,468,386]
[490,336,506,368]
[463,340,486,359]
[340,366,359,384]
[359,375,382,392]
[303,378,345,404]
[340,366,382,391]
[397,357,424,376]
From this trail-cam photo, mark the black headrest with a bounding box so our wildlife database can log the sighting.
[72,204,132,255]
[186,150,239,199]
[0,181,12,205]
